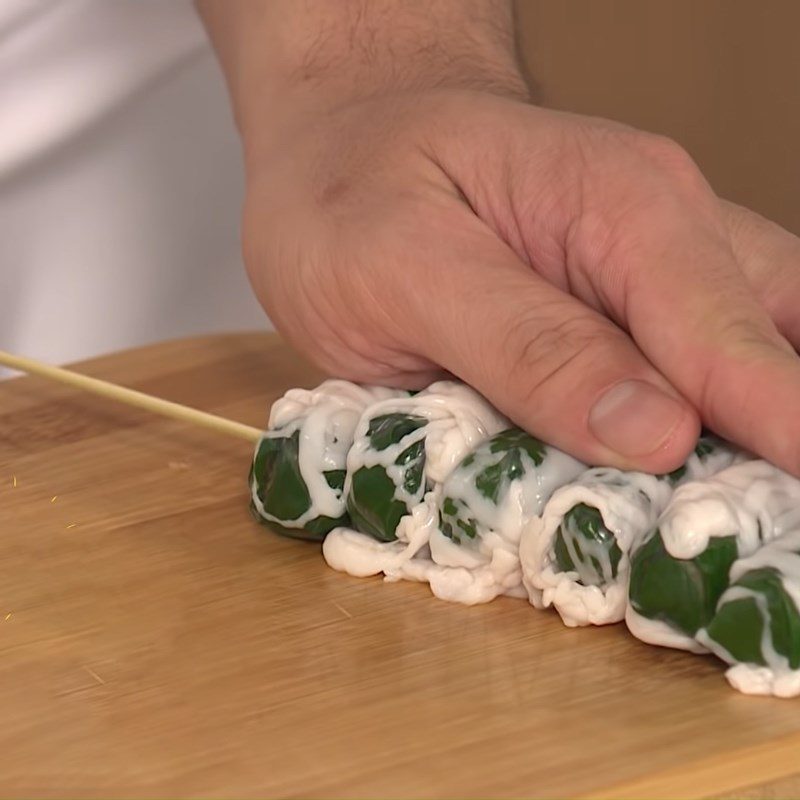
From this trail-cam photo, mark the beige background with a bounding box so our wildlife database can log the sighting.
[516,0,800,234]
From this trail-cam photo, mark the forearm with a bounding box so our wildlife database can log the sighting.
[196,0,530,135]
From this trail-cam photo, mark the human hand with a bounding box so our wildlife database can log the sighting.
[200,1,800,475]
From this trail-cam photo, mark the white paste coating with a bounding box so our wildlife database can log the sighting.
[323,489,442,581]
[521,469,671,626]
[680,441,749,483]
[323,525,532,605]
[327,383,589,604]
[329,437,584,604]
[694,527,800,698]
[520,440,740,628]
[251,380,405,527]
[326,383,512,599]
[344,380,509,504]
[624,605,708,653]
[258,377,800,698]
[428,443,584,603]
[723,664,800,698]
[658,460,800,561]
[624,461,800,690]
[322,528,426,580]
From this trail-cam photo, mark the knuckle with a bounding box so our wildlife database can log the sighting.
[628,133,707,192]
[633,132,692,168]
[573,131,720,273]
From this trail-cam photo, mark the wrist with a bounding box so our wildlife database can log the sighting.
[199,0,531,148]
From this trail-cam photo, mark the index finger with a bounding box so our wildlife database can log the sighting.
[603,198,800,473]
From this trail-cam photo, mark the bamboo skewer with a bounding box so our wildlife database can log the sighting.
[0,350,263,444]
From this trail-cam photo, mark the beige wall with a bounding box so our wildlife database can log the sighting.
[516,0,800,233]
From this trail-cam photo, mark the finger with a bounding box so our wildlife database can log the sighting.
[722,200,800,346]
[406,225,700,473]
[598,190,800,473]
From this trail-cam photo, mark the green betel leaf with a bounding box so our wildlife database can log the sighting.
[488,428,546,466]
[440,515,457,543]
[366,413,426,451]
[440,428,548,546]
[441,496,459,518]
[323,470,347,492]
[347,465,414,542]
[665,464,687,484]
[397,439,425,495]
[248,502,346,542]
[628,530,739,637]
[474,452,523,504]
[694,437,715,458]
[250,431,349,542]
[553,503,623,586]
[457,516,479,540]
[255,431,312,522]
[439,496,478,545]
[703,598,767,668]
[705,566,800,670]
[346,412,429,542]
[475,429,546,503]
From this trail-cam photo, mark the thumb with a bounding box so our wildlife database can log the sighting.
[412,236,700,472]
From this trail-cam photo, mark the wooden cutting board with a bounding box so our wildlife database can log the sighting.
[1,332,799,799]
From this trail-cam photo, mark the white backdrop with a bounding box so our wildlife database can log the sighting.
[0,0,268,376]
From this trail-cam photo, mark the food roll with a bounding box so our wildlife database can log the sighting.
[323,381,508,579]
[696,528,800,697]
[626,460,800,652]
[422,428,585,603]
[520,435,738,627]
[342,381,507,542]
[249,380,405,540]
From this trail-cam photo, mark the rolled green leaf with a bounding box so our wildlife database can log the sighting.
[566,435,736,586]
[523,435,738,627]
[521,468,670,626]
[626,460,800,653]
[346,412,428,542]
[628,529,738,637]
[422,428,585,603]
[438,429,555,543]
[696,528,800,697]
[250,430,348,540]
[552,503,624,585]
[343,382,507,545]
[250,380,404,541]
[327,381,508,577]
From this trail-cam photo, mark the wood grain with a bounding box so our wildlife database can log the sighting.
[1,333,799,799]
